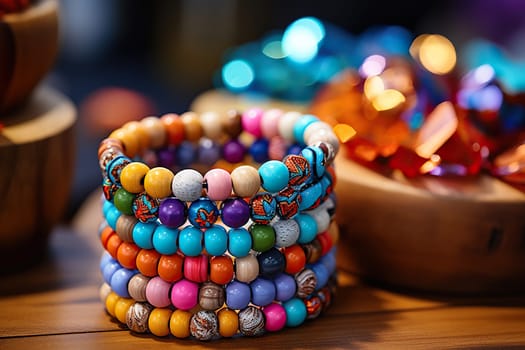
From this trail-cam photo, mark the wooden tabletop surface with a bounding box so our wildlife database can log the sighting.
[1,190,524,349]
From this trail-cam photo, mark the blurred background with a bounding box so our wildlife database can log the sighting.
[45,0,525,215]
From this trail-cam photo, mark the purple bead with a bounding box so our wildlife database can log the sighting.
[159,198,187,228]
[156,146,177,168]
[225,280,251,309]
[250,277,276,307]
[274,273,296,301]
[223,139,246,163]
[176,141,197,167]
[198,138,221,166]
[220,198,250,228]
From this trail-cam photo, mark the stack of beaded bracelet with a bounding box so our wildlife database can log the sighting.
[97,108,341,340]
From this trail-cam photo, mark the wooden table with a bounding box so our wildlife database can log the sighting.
[1,191,524,349]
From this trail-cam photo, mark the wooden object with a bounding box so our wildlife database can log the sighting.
[0,191,524,349]
[0,0,58,114]
[0,86,76,272]
[335,149,525,294]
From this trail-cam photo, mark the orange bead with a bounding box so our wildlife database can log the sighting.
[117,242,140,269]
[100,226,115,249]
[106,233,123,259]
[123,120,150,151]
[170,309,191,338]
[217,308,239,337]
[317,231,333,256]
[144,167,174,198]
[209,255,234,285]
[158,254,184,283]
[180,112,203,142]
[109,128,139,158]
[161,113,185,145]
[136,249,160,277]
[284,244,306,274]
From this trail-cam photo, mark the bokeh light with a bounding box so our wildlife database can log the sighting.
[222,59,254,90]
[282,17,325,63]
[411,34,456,75]
[359,55,386,77]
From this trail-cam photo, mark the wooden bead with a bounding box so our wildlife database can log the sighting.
[141,116,167,149]
[199,282,225,310]
[231,165,260,198]
[278,111,301,142]
[158,254,184,283]
[128,274,150,302]
[148,308,172,337]
[109,128,139,158]
[98,138,124,158]
[115,214,137,242]
[200,111,224,140]
[99,283,112,304]
[136,249,160,277]
[295,268,317,298]
[238,306,265,336]
[221,110,242,138]
[160,113,185,145]
[235,254,259,283]
[116,241,140,269]
[181,112,203,142]
[209,255,234,285]
[144,167,174,199]
[170,309,192,338]
[126,302,153,333]
[217,308,239,337]
[120,162,150,194]
[123,120,150,152]
[190,310,218,341]
[115,298,135,324]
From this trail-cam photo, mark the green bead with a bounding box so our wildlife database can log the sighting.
[114,188,135,215]
[249,224,275,252]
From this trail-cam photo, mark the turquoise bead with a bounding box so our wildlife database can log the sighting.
[293,114,319,144]
[299,182,323,211]
[152,225,179,255]
[105,203,122,230]
[283,297,307,327]
[132,222,157,249]
[204,225,228,256]
[102,200,113,217]
[295,213,318,244]
[228,228,252,257]
[259,160,289,193]
[301,146,326,179]
[178,225,203,256]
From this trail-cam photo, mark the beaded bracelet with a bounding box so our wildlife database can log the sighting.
[99,274,336,340]
[101,248,336,311]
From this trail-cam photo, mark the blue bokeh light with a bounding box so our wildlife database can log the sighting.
[222,59,255,90]
[282,17,326,63]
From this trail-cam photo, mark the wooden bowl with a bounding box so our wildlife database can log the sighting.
[0,0,58,114]
[335,150,525,295]
[0,86,76,273]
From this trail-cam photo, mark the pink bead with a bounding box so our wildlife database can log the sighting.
[261,109,283,139]
[184,255,208,283]
[242,108,264,138]
[268,136,287,160]
[263,303,287,332]
[204,168,232,201]
[171,279,199,310]
[145,276,171,308]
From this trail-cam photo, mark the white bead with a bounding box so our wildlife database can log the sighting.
[99,283,112,303]
[200,111,223,140]
[306,129,340,156]
[235,254,259,283]
[305,206,330,233]
[278,111,301,142]
[303,121,333,145]
[272,219,300,248]
[172,169,203,202]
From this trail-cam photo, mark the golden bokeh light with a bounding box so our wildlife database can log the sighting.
[411,34,456,75]
[371,89,406,111]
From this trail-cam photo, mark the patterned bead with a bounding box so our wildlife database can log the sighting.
[198,138,221,166]
[263,303,287,332]
[283,154,311,187]
[283,298,307,327]
[303,239,323,264]
[249,224,275,253]
[231,165,260,198]
[275,187,301,219]
[305,295,323,319]
[132,192,159,223]
[152,225,179,255]
[158,198,186,228]
[295,268,317,298]
[176,141,197,167]
[257,248,285,278]
[128,274,150,302]
[190,310,218,341]
[199,282,225,310]
[126,302,153,333]
[278,111,301,142]
[261,109,282,139]
[113,188,135,215]
[184,255,208,283]
[99,147,123,174]
[299,182,323,211]
[238,306,265,336]
[220,198,250,228]
[102,176,119,201]
[144,167,174,199]
[98,138,124,158]
[259,160,289,193]
[242,107,264,138]
[223,139,245,163]
[249,138,269,163]
[250,277,276,306]
[301,146,326,179]
[178,226,203,256]
[250,193,277,224]
[293,114,319,144]
[209,255,234,285]
[273,219,300,248]
[146,276,172,308]
[172,169,203,202]
[217,308,239,338]
[235,254,259,283]
[204,225,228,256]
[228,228,252,258]
[204,168,232,201]
[225,281,251,309]
[188,198,219,228]
[106,155,131,185]
[274,273,297,302]
[171,279,199,310]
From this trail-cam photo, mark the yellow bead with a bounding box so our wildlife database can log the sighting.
[144,167,174,198]
[123,120,150,151]
[148,308,172,337]
[109,128,140,158]
[217,308,239,337]
[181,112,203,142]
[105,292,120,317]
[231,165,261,198]
[114,298,135,324]
[141,116,167,149]
[170,309,192,338]
[120,162,150,193]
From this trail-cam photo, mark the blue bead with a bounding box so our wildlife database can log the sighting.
[299,182,323,211]
[105,155,131,185]
[178,225,203,256]
[287,143,303,156]
[176,141,197,167]
[274,273,296,301]
[204,225,228,256]
[259,160,289,193]
[257,247,285,278]
[102,200,113,217]
[198,138,221,166]
[249,138,269,163]
[110,267,137,298]
[188,198,219,228]
[293,114,319,144]
[301,146,325,179]
[102,259,122,284]
[320,248,337,273]
[228,228,252,258]
[295,213,318,244]
[132,222,157,249]
[226,280,251,309]
[311,262,329,291]
[283,297,307,327]
[250,277,276,306]
[152,225,179,255]
[105,203,121,230]
[99,251,113,272]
